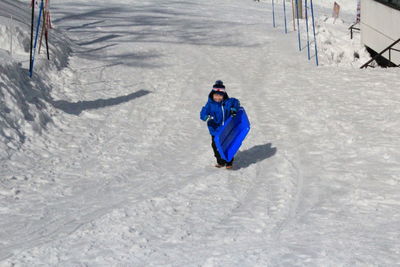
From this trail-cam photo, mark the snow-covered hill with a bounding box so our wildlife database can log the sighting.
[1,0,399,266]
[0,0,71,160]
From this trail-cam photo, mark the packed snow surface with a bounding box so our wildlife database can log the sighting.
[1,0,400,266]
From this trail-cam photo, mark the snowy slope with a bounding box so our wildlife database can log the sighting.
[1,0,400,266]
[0,0,71,160]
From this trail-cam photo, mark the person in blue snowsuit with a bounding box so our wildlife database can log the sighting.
[200,80,241,169]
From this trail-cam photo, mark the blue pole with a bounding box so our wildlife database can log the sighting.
[272,0,276,28]
[30,0,44,77]
[310,0,319,66]
[305,0,310,60]
[283,0,287,33]
[295,0,301,51]
[29,0,34,77]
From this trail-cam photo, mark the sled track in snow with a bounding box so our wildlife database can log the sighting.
[273,152,304,241]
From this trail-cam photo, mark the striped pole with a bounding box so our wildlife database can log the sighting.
[38,4,46,54]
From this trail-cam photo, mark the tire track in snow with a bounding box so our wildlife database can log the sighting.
[211,35,309,253]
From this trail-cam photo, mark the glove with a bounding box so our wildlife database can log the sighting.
[230,108,237,116]
[202,115,213,122]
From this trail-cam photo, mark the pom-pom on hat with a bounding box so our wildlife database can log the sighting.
[212,80,226,94]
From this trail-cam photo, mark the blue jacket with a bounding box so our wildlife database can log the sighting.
[200,91,240,136]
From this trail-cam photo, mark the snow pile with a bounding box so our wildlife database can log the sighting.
[0,0,71,160]
[315,16,369,67]
[263,0,368,67]
[0,19,30,55]
[311,0,369,67]
[0,52,53,159]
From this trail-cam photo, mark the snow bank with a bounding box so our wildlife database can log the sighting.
[0,0,71,160]
[0,52,52,159]
[260,0,367,66]
[312,0,368,67]
[314,16,369,66]
[0,19,30,55]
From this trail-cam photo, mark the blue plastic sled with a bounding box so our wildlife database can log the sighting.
[214,108,251,162]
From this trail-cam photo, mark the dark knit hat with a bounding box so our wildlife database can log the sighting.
[212,80,226,94]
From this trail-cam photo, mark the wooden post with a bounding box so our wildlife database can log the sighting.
[298,0,303,19]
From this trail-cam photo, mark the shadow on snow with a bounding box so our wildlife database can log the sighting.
[50,0,265,67]
[51,89,151,116]
[234,143,277,170]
